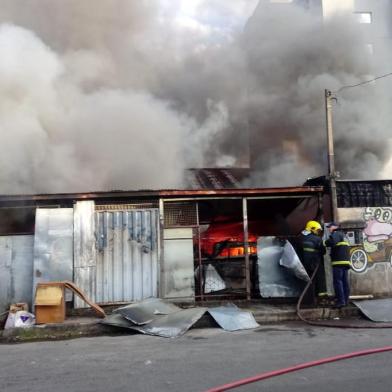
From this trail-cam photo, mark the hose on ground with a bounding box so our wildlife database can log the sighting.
[204,262,392,392]
[296,262,392,328]
[204,345,392,392]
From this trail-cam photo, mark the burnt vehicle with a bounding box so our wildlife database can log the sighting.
[199,218,259,259]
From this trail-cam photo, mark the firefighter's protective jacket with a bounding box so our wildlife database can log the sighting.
[300,231,326,269]
[325,230,351,268]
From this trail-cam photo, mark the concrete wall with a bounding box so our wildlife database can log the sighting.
[338,206,392,296]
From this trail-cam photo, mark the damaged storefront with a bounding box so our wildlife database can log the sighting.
[0,186,323,314]
[162,188,323,301]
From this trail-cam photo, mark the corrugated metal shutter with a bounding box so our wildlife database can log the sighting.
[95,209,159,304]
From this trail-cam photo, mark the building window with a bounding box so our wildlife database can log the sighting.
[354,12,372,24]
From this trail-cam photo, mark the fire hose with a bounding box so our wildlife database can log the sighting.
[296,263,392,329]
[204,345,392,392]
[204,263,392,392]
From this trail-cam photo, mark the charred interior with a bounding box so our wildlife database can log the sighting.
[163,191,322,301]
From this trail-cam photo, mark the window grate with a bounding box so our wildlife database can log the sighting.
[96,201,158,211]
[164,202,197,227]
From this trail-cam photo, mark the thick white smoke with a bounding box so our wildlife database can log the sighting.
[0,0,390,193]
[0,24,194,192]
[241,4,392,185]
[0,1,256,193]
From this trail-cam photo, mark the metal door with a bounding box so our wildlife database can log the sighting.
[0,236,34,313]
[33,208,73,303]
[95,209,159,303]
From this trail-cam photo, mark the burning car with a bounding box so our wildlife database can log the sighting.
[199,218,259,259]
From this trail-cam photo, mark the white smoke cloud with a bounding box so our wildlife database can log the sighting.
[0,1,257,193]
[0,0,390,194]
[0,24,192,192]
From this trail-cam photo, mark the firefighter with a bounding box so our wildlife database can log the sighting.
[300,220,327,303]
[325,222,351,308]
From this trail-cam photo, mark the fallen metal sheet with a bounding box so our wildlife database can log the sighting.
[353,299,392,322]
[195,264,226,293]
[103,306,207,338]
[114,298,180,325]
[101,313,137,329]
[208,304,259,331]
[279,241,310,282]
[129,307,207,338]
[257,237,304,298]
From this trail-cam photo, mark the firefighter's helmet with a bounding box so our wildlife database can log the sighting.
[305,220,322,235]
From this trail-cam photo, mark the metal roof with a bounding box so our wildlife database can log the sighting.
[0,186,323,206]
[186,168,250,189]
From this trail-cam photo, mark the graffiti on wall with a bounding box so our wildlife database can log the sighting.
[350,207,392,272]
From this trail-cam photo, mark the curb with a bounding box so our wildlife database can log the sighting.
[251,306,360,323]
[0,321,130,344]
[0,306,360,343]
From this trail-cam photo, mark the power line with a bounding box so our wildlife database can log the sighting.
[334,71,392,93]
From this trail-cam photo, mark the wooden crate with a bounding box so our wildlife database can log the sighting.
[35,283,65,324]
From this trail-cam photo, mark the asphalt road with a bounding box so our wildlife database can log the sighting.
[1,322,392,392]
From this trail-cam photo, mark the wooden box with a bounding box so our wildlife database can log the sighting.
[35,283,65,324]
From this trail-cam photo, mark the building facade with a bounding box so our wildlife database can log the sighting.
[0,186,323,313]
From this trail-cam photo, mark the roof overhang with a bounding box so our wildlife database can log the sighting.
[0,186,323,207]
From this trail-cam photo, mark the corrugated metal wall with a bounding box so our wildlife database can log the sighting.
[94,209,159,304]
[0,235,34,313]
[74,201,96,308]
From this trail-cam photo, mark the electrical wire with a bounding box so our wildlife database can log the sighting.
[334,71,392,93]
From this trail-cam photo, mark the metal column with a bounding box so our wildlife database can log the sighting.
[243,197,251,300]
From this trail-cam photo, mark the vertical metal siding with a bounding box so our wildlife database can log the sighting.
[0,236,34,313]
[74,201,96,308]
[95,209,159,304]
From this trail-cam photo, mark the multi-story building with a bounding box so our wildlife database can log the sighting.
[256,0,392,69]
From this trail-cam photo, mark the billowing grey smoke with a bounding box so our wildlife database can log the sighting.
[0,0,236,193]
[241,3,392,185]
[0,0,390,193]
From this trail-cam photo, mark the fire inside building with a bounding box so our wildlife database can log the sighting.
[0,171,391,313]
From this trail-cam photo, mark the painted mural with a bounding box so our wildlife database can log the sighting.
[350,207,392,273]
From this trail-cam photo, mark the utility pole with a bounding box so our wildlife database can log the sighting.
[325,89,338,222]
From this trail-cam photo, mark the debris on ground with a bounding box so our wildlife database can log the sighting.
[101,298,260,338]
[4,310,35,329]
[353,298,392,322]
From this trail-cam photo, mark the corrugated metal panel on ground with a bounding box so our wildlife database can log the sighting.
[33,208,73,303]
[0,235,34,313]
[95,209,159,304]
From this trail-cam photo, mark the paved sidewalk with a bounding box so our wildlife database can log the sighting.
[0,303,359,343]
